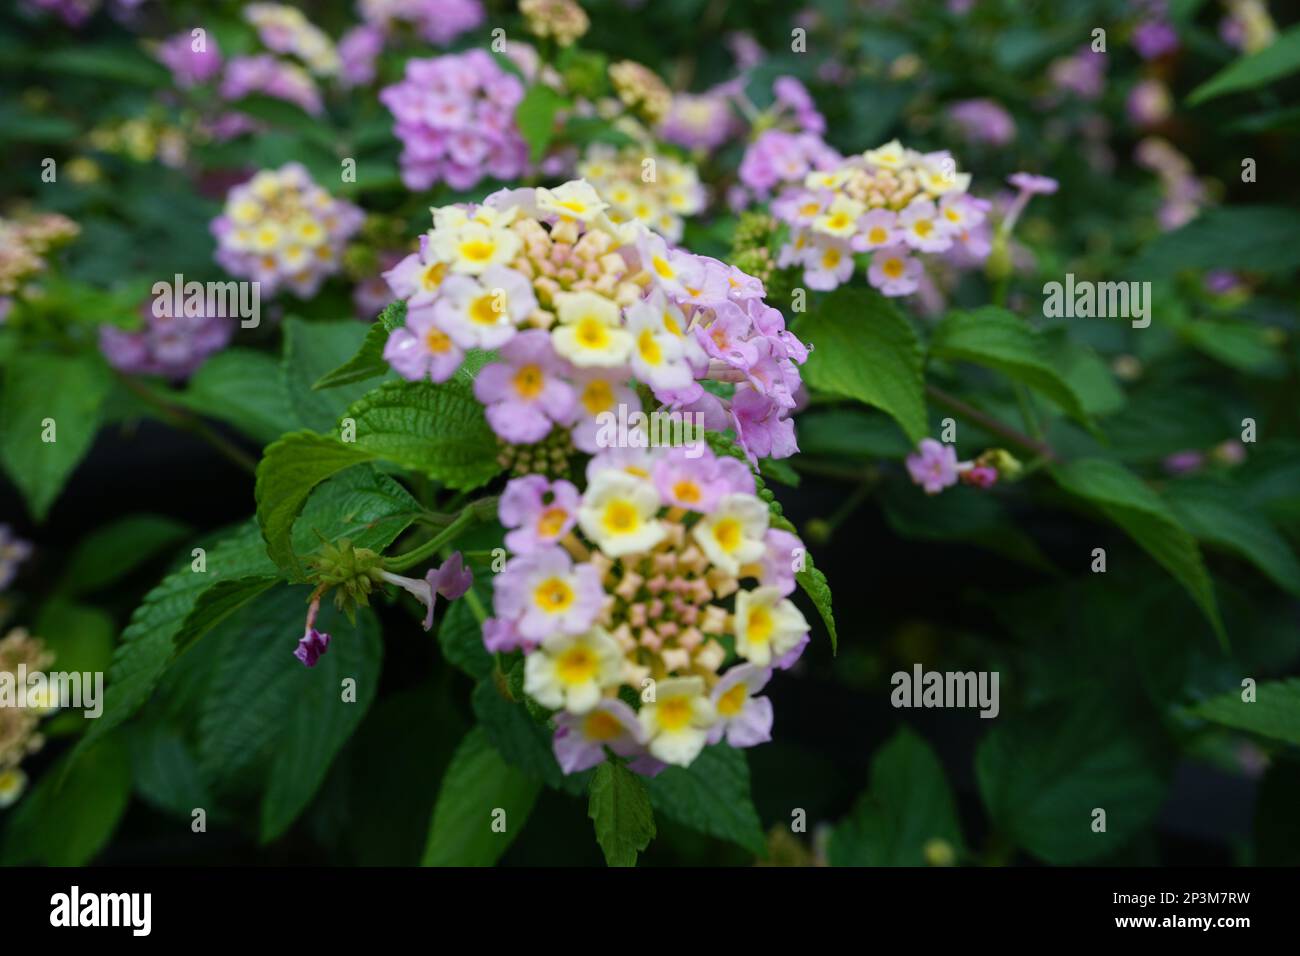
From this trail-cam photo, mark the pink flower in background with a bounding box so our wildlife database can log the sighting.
[659,89,739,152]
[220,55,323,115]
[1132,20,1179,60]
[360,0,485,46]
[947,98,1015,146]
[500,476,581,553]
[99,301,233,381]
[156,31,223,88]
[338,25,385,88]
[907,439,960,495]
[380,51,529,191]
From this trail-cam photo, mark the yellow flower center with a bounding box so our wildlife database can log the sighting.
[672,479,701,505]
[717,682,749,718]
[513,364,545,399]
[663,311,682,336]
[652,256,675,280]
[746,605,774,645]
[601,499,639,535]
[869,226,888,245]
[712,517,742,553]
[913,219,933,238]
[556,645,597,685]
[576,317,609,349]
[637,328,662,365]
[534,577,575,613]
[421,262,447,291]
[459,239,495,263]
[536,507,568,538]
[800,202,820,216]
[581,379,614,415]
[469,292,502,325]
[425,328,453,354]
[583,710,624,741]
[883,258,905,279]
[827,213,851,231]
[656,696,693,732]
[822,248,841,269]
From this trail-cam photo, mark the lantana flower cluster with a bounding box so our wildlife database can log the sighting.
[773,139,990,297]
[380,50,530,191]
[381,179,807,465]
[359,0,486,45]
[576,143,705,243]
[486,441,809,772]
[0,628,56,808]
[0,212,79,318]
[211,162,364,298]
[244,3,340,76]
[99,300,233,380]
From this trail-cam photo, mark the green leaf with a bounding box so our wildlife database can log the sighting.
[1188,24,1300,103]
[828,726,964,866]
[59,514,190,595]
[422,727,542,866]
[1178,317,1286,377]
[313,317,397,391]
[930,307,1092,427]
[75,521,276,757]
[1051,458,1224,643]
[796,288,927,442]
[644,744,766,855]
[0,733,131,866]
[515,84,567,164]
[33,600,114,676]
[191,586,382,840]
[588,762,657,867]
[437,588,494,680]
[282,317,383,431]
[176,348,296,445]
[172,575,280,653]
[1167,485,1300,597]
[471,678,565,788]
[976,697,1173,864]
[79,469,415,758]
[344,378,502,490]
[37,44,169,86]
[254,431,378,575]
[1194,678,1300,747]
[129,723,217,821]
[0,352,111,520]
[1129,205,1300,277]
[795,553,837,654]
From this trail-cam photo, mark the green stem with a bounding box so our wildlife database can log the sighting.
[926,383,1057,462]
[382,497,498,572]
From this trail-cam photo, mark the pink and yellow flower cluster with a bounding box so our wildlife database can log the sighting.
[486,441,809,773]
[773,139,990,297]
[381,180,807,464]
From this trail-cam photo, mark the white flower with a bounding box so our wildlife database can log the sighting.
[578,469,666,557]
[692,492,769,575]
[623,296,693,390]
[864,138,907,170]
[639,676,716,766]
[524,627,623,714]
[812,195,864,239]
[431,220,522,274]
[551,290,634,367]
[537,180,609,222]
[433,265,536,349]
[732,586,809,666]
